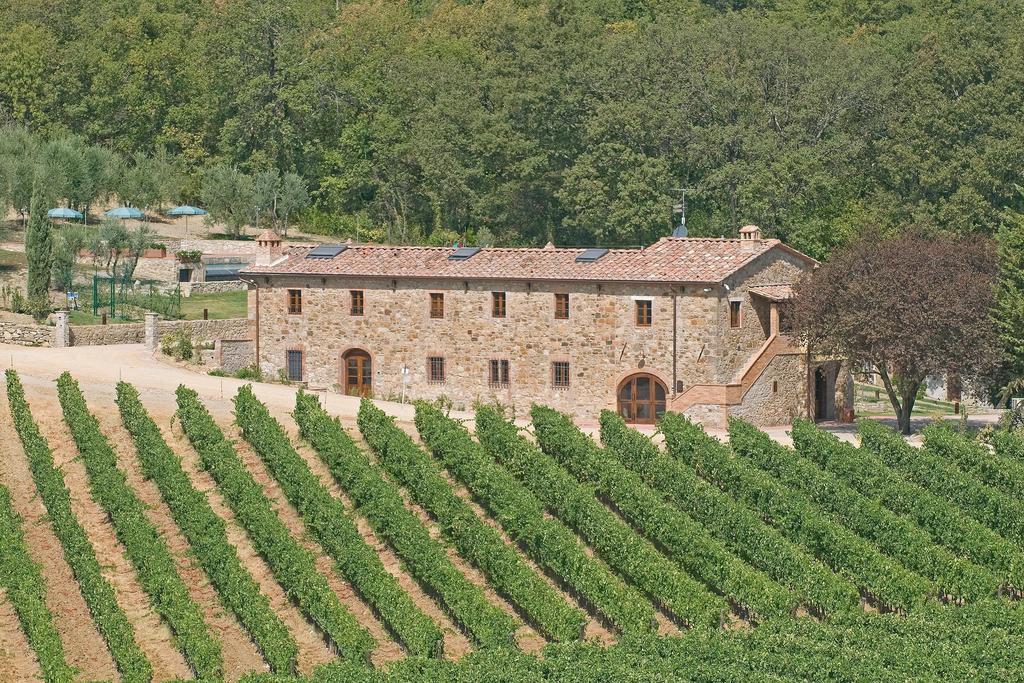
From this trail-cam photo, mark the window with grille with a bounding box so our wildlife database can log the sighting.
[635,300,652,327]
[430,293,444,319]
[492,291,506,318]
[488,359,510,386]
[287,289,302,314]
[350,290,364,316]
[428,356,446,383]
[554,293,569,320]
[286,350,303,381]
[552,361,570,388]
[729,300,742,328]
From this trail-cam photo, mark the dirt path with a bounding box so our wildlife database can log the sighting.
[91,403,266,680]
[0,588,41,683]
[0,390,118,681]
[25,384,191,681]
[151,395,338,676]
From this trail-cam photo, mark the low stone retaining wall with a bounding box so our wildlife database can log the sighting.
[155,318,250,342]
[0,321,54,347]
[216,339,255,373]
[0,312,250,350]
[182,280,248,296]
[69,322,144,346]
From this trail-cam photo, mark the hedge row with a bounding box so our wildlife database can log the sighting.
[529,406,798,622]
[116,382,297,673]
[0,483,76,683]
[790,420,1024,590]
[492,405,730,626]
[351,398,586,643]
[993,429,1024,464]
[411,401,656,635]
[661,412,932,612]
[914,424,1024,545]
[234,388,459,654]
[55,372,222,679]
[240,601,1024,683]
[937,428,1024,500]
[6,371,151,682]
[174,385,375,664]
[599,411,857,616]
[732,419,998,602]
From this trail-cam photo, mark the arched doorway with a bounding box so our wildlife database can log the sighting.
[342,349,372,397]
[617,373,667,424]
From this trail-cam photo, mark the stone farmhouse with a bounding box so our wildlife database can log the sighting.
[240,226,852,428]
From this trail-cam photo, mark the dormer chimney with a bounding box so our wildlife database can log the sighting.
[739,225,762,241]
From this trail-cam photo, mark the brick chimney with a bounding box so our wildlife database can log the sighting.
[255,229,283,265]
[739,225,762,241]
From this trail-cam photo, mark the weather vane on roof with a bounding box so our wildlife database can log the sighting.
[671,187,694,238]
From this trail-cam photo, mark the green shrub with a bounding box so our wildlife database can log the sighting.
[0,484,76,683]
[302,392,584,644]
[600,411,858,616]
[57,372,222,678]
[485,405,729,627]
[531,406,800,622]
[7,371,152,682]
[411,401,656,635]
[174,385,374,664]
[661,412,931,613]
[117,382,297,674]
[234,387,451,655]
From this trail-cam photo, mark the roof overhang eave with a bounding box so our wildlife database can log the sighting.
[236,269,720,287]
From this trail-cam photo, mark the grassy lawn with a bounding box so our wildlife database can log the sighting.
[0,248,26,272]
[67,288,247,325]
[854,381,956,418]
[179,289,248,319]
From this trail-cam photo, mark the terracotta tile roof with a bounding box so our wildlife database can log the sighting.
[241,237,814,284]
[748,284,795,301]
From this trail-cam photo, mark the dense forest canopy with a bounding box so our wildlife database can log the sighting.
[1,0,1021,258]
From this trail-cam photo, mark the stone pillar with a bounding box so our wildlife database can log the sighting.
[53,310,70,348]
[144,313,159,351]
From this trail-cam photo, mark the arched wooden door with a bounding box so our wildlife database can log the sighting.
[617,373,667,424]
[342,349,372,397]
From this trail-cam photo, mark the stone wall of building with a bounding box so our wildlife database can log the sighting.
[253,270,804,425]
[729,353,808,426]
[0,321,54,346]
[715,249,808,383]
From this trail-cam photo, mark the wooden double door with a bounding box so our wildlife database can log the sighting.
[617,373,667,424]
[343,349,372,397]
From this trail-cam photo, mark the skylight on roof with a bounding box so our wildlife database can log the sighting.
[306,244,347,259]
[575,248,609,263]
[448,246,481,261]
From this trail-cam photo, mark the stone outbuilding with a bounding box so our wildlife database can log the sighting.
[240,227,852,428]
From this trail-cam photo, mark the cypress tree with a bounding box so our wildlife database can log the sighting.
[25,187,52,313]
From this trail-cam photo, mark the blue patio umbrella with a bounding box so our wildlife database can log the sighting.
[166,204,207,235]
[105,206,144,220]
[47,207,84,220]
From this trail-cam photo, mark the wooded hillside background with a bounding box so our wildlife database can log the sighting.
[1,0,1020,258]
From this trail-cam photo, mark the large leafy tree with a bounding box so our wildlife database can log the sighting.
[793,233,1000,434]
